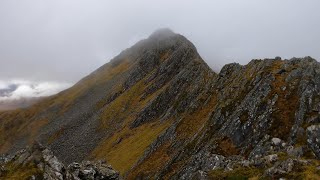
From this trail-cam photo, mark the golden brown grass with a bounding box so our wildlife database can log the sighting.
[91,121,171,175]
[56,58,132,114]
[0,114,49,153]
[27,118,49,144]
[176,94,217,139]
[0,162,42,180]
[127,142,171,179]
[216,137,240,156]
[98,80,146,130]
[268,61,299,139]
[208,166,264,180]
[90,62,182,176]
[47,127,65,144]
[160,52,170,62]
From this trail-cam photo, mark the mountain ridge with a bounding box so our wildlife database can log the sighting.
[1,29,320,179]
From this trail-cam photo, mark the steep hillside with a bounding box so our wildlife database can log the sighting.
[0,28,215,174]
[1,29,320,179]
[142,57,320,179]
[0,97,43,111]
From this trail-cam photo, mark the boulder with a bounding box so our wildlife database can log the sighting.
[271,138,282,146]
[264,159,294,177]
[265,154,278,163]
[307,125,320,158]
[0,142,119,180]
[287,146,304,158]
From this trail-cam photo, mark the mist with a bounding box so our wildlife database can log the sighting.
[0,0,320,99]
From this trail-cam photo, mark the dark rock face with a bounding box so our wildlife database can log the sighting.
[0,143,119,180]
[130,57,320,179]
[154,57,320,179]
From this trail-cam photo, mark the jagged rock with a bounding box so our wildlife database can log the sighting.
[67,162,81,179]
[264,154,278,163]
[241,160,250,167]
[0,143,119,180]
[264,159,294,176]
[286,146,304,158]
[42,148,65,180]
[72,161,119,180]
[307,125,320,158]
[275,56,282,60]
[271,138,282,146]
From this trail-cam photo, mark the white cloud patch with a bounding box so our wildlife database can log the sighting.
[0,80,71,101]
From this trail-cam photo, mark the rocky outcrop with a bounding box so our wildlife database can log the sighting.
[66,161,119,180]
[168,135,320,179]
[127,57,318,179]
[0,142,119,180]
[307,125,320,158]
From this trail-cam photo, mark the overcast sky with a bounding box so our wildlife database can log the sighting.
[0,0,320,99]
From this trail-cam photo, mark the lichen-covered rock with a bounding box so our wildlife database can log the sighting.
[307,125,320,158]
[272,138,282,146]
[67,161,119,180]
[265,154,278,163]
[264,158,295,176]
[286,146,304,158]
[0,143,119,180]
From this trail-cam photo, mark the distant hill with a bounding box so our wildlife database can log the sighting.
[1,29,320,179]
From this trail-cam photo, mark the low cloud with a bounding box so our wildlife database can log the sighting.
[0,80,71,101]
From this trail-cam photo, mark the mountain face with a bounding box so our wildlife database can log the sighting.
[1,29,320,179]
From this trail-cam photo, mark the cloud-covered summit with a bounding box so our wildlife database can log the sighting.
[0,0,319,83]
[0,0,319,108]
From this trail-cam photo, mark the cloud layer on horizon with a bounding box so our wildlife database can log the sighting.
[0,80,71,101]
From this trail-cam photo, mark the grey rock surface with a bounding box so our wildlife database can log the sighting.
[0,143,119,180]
[307,125,320,158]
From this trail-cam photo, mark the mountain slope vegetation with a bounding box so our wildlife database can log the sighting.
[1,29,320,179]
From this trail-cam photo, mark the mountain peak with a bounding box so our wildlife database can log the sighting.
[1,30,320,179]
[149,28,176,39]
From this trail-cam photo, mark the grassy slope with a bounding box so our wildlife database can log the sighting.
[0,162,43,180]
[90,72,174,174]
[0,58,133,153]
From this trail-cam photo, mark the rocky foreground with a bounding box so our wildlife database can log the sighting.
[0,143,119,180]
[1,140,320,179]
[191,137,320,179]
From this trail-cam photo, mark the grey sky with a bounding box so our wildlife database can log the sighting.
[0,0,319,90]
